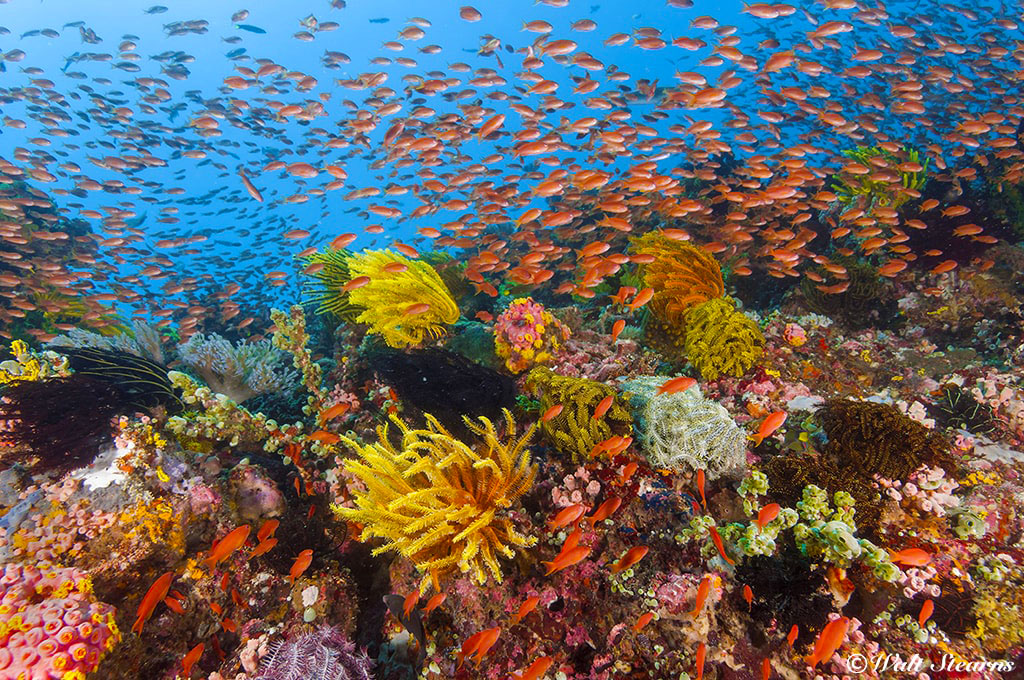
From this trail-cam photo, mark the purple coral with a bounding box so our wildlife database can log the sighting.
[256,626,373,680]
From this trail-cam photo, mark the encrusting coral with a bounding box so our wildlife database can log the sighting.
[493,297,571,374]
[524,366,631,462]
[343,249,460,348]
[331,408,537,590]
[682,297,764,380]
[620,375,745,478]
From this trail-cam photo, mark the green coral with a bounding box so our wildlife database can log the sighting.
[682,297,764,380]
[524,366,631,462]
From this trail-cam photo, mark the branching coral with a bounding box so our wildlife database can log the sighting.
[343,249,460,348]
[682,297,764,380]
[524,366,631,462]
[494,297,570,374]
[177,332,297,404]
[620,376,745,478]
[331,409,537,589]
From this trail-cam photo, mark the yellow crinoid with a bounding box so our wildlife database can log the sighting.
[344,248,460,348]
[331,409,537,590]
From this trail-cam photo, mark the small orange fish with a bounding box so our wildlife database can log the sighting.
[548,504,587,531]
[512,656,553,680]
[309,430,340,444]
[743,584,753,610]
[405,302,431,316]
[806,616,850,667]
[542,545,591,575]
[382,262,409,274]
[918,598,934,627]
[343,275,371,292]
[931,259,958,274]
[628,287,654,310]
[561,526,582,553]
[319,402,350,424]
[541,403,564,421]
[257,519,280,543]
[457,630,487,670]
[330,232,357,249]
[250,538,277,559]
[691,575,711,617]
[164,596,186,614]
[182,643,204,678]
[611,318,626,341]
[762,657,771,680]
[749,411,787,447]
[657,376,697,394]
[787,624,799,647]
[132,571,175,634]
[238,168,263,202]
[612,545,649,573]
[889,548,932,567]
[205,526,251,569]
[620,462,638,482]
[696,469,707,510]
[393,242,420,258]
[511,595,540,624]
[289,549,313,584]
[586,496,622,529]
[708,526,735,565]
[593,395,614,419]
[472,626,501,665]
[633,611,654,632]
[755,503,781,530]
[221,617,237,633]
[402,589,420,618]
[475,310,494,322]
[210,601,223,616]
[423,592,446,615]
[696,642,707,680]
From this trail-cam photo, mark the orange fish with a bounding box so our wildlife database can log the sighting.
[132,571,174,634]
[628,287,654,310]
[402,589,420,618]
[931,259,958,274]
[309,430,341,444]
[889,548,932,567]
[918,598,934,627]
[423,592,446,615]
[250,538,277,559]
[787,624,799,647]
[478,113,505,140]
[164,596,186,614]
[205,526,251,569]
[611,319,626,342]
[696,469,707,510]
[457,630,487,669]
[393,242,420,258]
[343,276,371,292]
[541,403,564,422]
[691,575,711,617]
[749,411,787,446]
[743,584,753,610]
[512,656,553,680]
[257,519,280,543]
[586,496,622,529]
[405,302,430,316]
[237,168,263,202]
[511,595,540,624]
[543,545,591,575]
[182,643,204,677]
[612,545,649,573]
[472,626,501,665]
[319,402,350,424]
[755,503,781,530]
[221,618,237,633]
[620,462,638,482]
[330,233,357,249]
[548,503,587,531]
[762,657,771,680]
[806,616,850,667]
[475,310,494,322]
[593,395,614,419]
[696,642,707,680]
[708,526,735,565]
[658,376,697,394]
[289,549,313,583]
[633,611,654,632]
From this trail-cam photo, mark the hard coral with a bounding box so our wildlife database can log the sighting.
[682,297,764,380]
[0,563,120,680]
[524,366,631,462]
[344,249,459,348]
[493,297,570,374]
[256,626,373,680]
[620,376,745,479]
[331,409,537,589]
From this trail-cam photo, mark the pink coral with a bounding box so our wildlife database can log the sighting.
[494,297,570,374]
[0,563,120,679]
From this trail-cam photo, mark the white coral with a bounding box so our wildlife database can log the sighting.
[620,376,746,479]
[177,333,298,403]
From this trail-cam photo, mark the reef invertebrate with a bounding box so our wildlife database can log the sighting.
[928,384,998,436]
[631,231,725,331]
[298,247,363,321]
[830,144,929,209]
[682,297,764,380]
[256,626,373,680]
[178,332,298,403]
[524,366,631,462]
[331,409,537,589]
[620,376,745,478]
[493,297,570,374]
[343,248,460,348]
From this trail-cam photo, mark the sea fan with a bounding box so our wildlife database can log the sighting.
[344,249,460,348]
[256,626,373,680]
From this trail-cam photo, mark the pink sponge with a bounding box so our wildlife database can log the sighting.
[0,563,120,680]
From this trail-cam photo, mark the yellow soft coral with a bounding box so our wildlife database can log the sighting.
[525,366,632,462]
[683,297,764,380]
[631,231,725,331]
[344,249,460,348]
[331,409,537,590]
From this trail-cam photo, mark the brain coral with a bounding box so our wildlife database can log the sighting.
[620,376,746,479]
[0,563,120,680]
[682,297,764,380]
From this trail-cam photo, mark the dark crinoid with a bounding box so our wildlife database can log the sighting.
[800,257,901,330]
[734,542,832,650]
[366,346,517,438]
[257,626,373,680]
[928,384,998,436]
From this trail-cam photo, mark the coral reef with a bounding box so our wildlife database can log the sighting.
[47,320,167,363]
[494,297,571,374]
[178,332,298,403]
[631,232,725,331]
[331,409,537,589]
[298,247,363,321]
